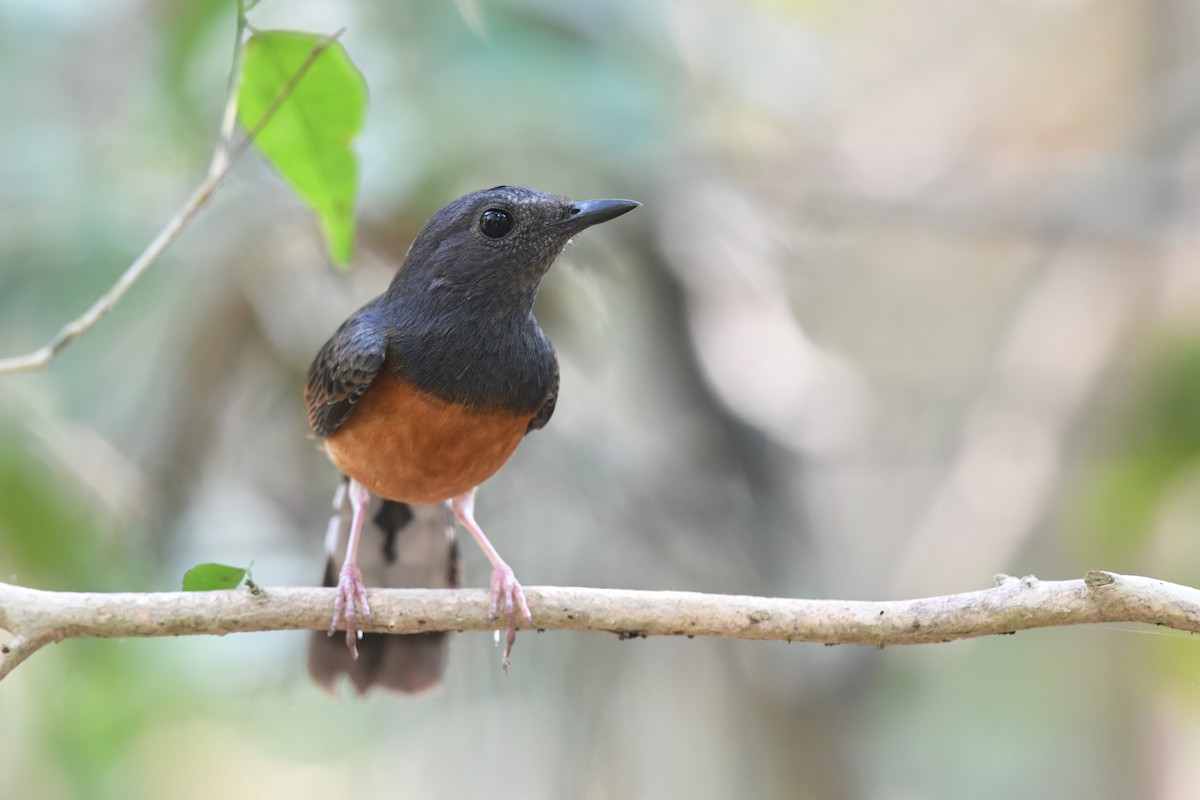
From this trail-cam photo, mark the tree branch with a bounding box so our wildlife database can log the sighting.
[0,18,345,376]
[2,571,1199,681]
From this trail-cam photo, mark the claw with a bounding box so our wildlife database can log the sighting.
[489,563,532,673]
[330,562,371,659]
[450,487,535,674]
[324,479,374,659]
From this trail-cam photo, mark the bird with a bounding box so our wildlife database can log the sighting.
[308,481,459,694]
[304,185,639,674]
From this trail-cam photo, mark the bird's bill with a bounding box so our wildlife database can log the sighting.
[553,198,641,233]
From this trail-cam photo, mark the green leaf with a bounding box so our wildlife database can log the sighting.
[237,30,367,265]
[182,562,247,591]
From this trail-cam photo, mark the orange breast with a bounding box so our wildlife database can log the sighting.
[323,379,534,504]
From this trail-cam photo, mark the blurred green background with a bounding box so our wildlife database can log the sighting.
[4,0,1200,798]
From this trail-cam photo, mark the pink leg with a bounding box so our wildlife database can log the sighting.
[450,487,532,672]
[331,478,372,658]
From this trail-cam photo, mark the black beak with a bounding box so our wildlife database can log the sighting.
[556,198,641,233]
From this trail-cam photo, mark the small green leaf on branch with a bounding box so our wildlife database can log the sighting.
[182,562,248,591]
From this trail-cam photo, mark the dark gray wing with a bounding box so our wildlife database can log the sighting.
[525,363,559,433]
[305,312,388,437]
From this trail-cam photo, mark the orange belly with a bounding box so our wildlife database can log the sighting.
[323,379,533,504]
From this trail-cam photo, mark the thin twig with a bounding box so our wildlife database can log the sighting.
[210,0,251,172]
[0,630,61,679]
[2,572,1199,681]
[0,21,345,376]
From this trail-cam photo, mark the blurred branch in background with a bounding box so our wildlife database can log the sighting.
[0,13,343,376]
[3,571,1199,681]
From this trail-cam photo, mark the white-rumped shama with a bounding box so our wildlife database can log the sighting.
[304,186,638,684]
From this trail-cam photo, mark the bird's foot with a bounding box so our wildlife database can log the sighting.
[330,562,371,659]
[489,562,533,674]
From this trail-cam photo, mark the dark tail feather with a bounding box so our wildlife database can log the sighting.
[307,478,460,695]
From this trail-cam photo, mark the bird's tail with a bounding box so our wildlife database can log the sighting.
[307,477,460,694]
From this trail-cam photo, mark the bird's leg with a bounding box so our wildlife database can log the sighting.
[330,478,372,658]
[449,487,532,672]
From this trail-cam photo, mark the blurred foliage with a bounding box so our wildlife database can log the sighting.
[0,421,140,591]
[1075,335,1200,568]
[4,0,1200,798]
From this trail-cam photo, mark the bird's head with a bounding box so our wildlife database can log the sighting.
[388,186,639,315]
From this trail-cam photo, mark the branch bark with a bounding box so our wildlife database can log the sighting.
[2,571,1199,681]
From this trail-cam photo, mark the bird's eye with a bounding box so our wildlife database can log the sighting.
[479,209,514,239]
